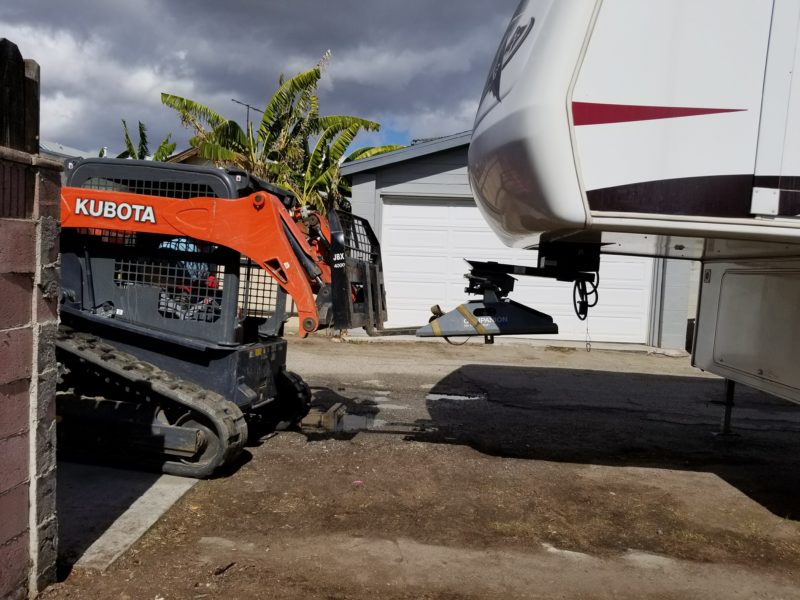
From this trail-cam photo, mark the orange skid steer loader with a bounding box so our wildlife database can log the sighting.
[57,158,386,477]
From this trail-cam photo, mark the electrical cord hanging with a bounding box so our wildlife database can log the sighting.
[572,272,599,321]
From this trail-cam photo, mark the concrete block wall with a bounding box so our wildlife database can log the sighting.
[0,39,60,600]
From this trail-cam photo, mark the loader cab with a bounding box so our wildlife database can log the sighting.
[60,158,292,347]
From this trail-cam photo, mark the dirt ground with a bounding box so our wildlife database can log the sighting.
[42,337,800,599]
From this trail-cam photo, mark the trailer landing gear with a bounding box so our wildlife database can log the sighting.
[712,379,740,438]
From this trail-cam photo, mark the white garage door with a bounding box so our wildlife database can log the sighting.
[380,198,654,343]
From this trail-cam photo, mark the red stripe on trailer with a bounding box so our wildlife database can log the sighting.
[572,102,745,126]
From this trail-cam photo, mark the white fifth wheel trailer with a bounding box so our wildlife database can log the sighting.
[449,0,800,408]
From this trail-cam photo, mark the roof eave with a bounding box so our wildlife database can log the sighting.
[340,131,471,176]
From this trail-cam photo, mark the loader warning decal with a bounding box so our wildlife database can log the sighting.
[74,197,156,224]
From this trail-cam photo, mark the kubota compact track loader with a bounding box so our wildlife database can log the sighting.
[57,158,387,477]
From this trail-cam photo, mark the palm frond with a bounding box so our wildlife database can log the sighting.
[257,65,321,142]
[136,121,149,159]
[117,119,137,159]
[344,144,405,163]
[327,125,363,165]
[303,125,339,193]
[196,141,242,163]
[152,134,176,162]
[209,120,248,151]
[161,93,228,130]
[316,115,380,133]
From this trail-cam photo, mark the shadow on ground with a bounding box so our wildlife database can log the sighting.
[56,447,252,579]
[56,462,161,578]
[312,364,800,520]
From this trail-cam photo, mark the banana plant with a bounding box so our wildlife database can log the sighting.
[293,120,403,212]
[161,56,329,182]
[113,120,176,161]
[161,52,404,213]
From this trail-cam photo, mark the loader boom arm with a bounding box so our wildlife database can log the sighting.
[61,186,328,336]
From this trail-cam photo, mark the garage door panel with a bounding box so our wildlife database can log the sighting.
[386,290,447,303]
[388,280,448,297]
[385,202,453,222]
[383,256,448,278]
[385,228,452,250]
[381,198,654,342]
[596,288,650,306]
[450,230,517,252]
[446,256,476,275]
[450,208,493,227]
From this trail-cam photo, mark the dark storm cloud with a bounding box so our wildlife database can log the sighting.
[1,0,519,153]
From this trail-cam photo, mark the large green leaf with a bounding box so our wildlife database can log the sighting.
[344,144,405,163]
[152,134,176,162]
[316,115,380,133]
[257,65,322,148]
[113,118,175,161]
[116,119,137,159]
[196,141,242,163]
[303,124,339,191]
[327,125,363,165]
[161,93,228,131]
[136,121,149,159]
[209,120,248,151]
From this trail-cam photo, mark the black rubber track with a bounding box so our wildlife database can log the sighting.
[56,328,248,478]
[275,369,312,424]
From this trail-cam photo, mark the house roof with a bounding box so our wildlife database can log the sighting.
[167,147,199,163]
[39,140,90,160]
[340,130,471,176]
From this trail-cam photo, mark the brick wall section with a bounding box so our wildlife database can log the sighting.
[0,39,60,600]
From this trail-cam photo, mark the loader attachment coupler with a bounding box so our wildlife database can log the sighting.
[417,240,601,341]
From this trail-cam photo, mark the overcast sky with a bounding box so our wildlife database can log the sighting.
[2,1,519,155]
